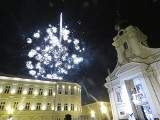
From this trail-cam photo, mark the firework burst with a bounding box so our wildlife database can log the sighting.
[26,13,85,80]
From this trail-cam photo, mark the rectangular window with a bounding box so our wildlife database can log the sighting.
[58,87,62,94]
[56,118,60,120]
[4,86,10,94]
[0,102,5,110]
[71,104,74,111]
[17,87,23,94]
[36,103,41,110]
[57,103,61,111]
[65,88,68,95]
[13,102,19,110]
[46,103,51,110]
[71,88,74,95]
[49,89,52,96]
[39,89,43,95]
[64,103,68,111]
[25,102,30,110]
[28,88,33,95]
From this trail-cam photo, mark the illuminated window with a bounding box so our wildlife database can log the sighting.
[46,103,51,110]
[71,104,74,111]
[65,88,68,95]
[4,86,10,94]
[71,88,74,95]
[17,87,23,94]
[57,103,61,111]
[123,42,128,50]
[58,87,62,94]
[28,88,33,95]
[39,89,43,95]
[13,102,19,110]
[0,102,5,110]
[64,103,68,111]
[25,102,30,110]
[36,103,41,110]
[49,89,52,96]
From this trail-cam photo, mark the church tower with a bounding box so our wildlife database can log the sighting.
[113,25,149,65]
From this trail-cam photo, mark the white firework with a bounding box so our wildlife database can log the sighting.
[26,13,85,79]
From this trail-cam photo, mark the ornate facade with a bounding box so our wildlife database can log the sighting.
[0,75,81,120]
[105,26,160,120]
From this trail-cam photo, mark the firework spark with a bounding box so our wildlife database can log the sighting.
[26,13,85,80]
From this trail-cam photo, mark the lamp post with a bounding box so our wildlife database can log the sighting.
[7,108,14,120]
[100,102,107,120]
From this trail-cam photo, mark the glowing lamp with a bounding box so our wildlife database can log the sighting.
[31,106,35,110]
[11,89,16,94]
[23,90,27,94]
[0,88,3,93]
[91,111,95,118]
[34,91,38,95]
[19,106,23,110]
[42,105,46,110]
[44,91,48,96]
[8,108,14,114]
[6,106,11,110]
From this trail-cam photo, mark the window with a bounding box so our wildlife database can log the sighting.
[56,118,60,120]
[4,86,10,94]
[71,88,74,95]
[58,87,62,94]
[17,87,23,94]
[64,103,68,111]
[123,42,128,50]
[25,102,30,110]
[13,102,19,110]
[57,103,61,111]
[39,89,43,95]
[36,103,41,110]
[115,88,122,102]
[49,89,52,96]
[65,88,68,95]
[71,104,74,111]
[28,88,33,95]
[46,103,51,110]
[0,102,5,110]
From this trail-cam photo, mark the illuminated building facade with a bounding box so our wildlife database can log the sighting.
[105,25,160,120]
[81,102,113,120]
[0,75,81,120]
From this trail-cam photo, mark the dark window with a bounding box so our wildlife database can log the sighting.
[123,42,128,50]
[0,102,5,110]
[28,88,33,95]
[4,86,10,94]
[17,87,23,94]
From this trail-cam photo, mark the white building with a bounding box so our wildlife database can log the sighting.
[0,75,81,120]
[104,25,160,120]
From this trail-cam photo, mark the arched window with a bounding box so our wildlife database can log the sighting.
[123,42,128,50]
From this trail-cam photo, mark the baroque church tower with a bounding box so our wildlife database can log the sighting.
[105,25,160,120]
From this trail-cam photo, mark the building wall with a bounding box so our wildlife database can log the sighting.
[81,102,113,120]
[105,26,160,120]
[0,76,81,120]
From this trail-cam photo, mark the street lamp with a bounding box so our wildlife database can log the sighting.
[100,102,107,120]
[7,108,14,120]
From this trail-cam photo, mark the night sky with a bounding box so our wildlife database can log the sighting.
[0,0,160,105]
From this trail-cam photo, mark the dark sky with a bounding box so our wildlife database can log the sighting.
[0,0,160,105]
